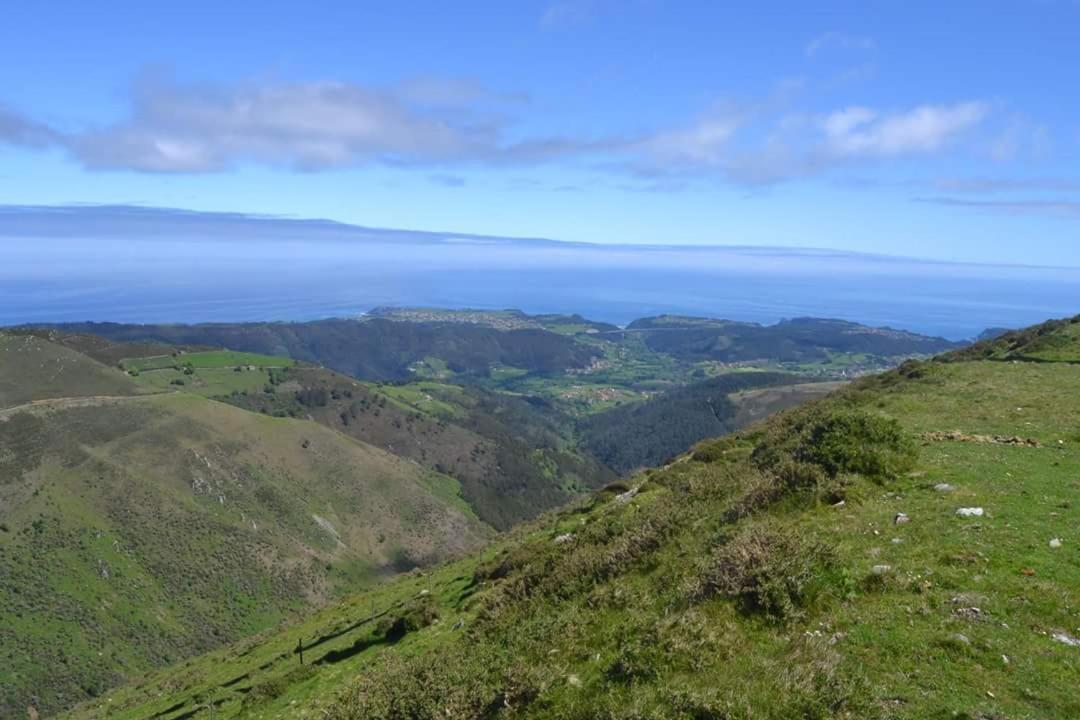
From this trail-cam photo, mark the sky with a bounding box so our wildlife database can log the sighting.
[1,1,1079,265]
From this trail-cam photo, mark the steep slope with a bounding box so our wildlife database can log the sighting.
[219,366,616,529]
[0,339,491,717]
[63,314,1078,720]
[577,371,824,473]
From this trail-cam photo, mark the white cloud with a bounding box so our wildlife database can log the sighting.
[822,102,988,158]
[638,114,742,166]
[0,72,997,186]
[67,77,505,172]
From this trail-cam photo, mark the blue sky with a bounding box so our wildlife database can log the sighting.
[1,1,1078,265]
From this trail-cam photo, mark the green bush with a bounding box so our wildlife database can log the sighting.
[753,407,916,482]
[689,523,835,622]
[377,596,440,642]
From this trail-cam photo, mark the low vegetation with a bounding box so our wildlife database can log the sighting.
[59,314,1080,720]
[0,335,492,717]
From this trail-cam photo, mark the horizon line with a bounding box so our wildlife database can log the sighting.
[2,202,1078,274]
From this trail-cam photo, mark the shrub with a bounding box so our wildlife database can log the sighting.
[691,435,745,463]
[689,523,835,622]
[754,407,916,482]
[377,596,440,642]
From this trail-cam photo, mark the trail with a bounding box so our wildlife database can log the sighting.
[0,392,174,418]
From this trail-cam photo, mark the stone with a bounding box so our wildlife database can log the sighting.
[894,512,910,525]
[1051,631,1080,647]
[553,533,575,545]
[956,507,984,517]
[871,564,892,575]
[1049,538,1062,549]
[934,483,954,492]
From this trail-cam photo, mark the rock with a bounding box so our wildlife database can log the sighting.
[934,483,955,492]
[1049,538,1062,549]
[953,606,983,621]
[891,538,903,545]
[894,512,910,525]
[871,564,892,575]
[553,533,575,545]
[956,507,984,517]
[1051,631,1080,647]
[1001,654,1010,664]
[832,499,846,508]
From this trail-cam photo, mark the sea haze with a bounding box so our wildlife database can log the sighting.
[2,205,1076,340]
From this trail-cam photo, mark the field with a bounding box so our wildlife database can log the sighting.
[61,327,1080,719]
[121,350,294,372]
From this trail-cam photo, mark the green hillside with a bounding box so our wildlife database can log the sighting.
[219,365,616,530]
[61,315,1079,720]
[624,315,962,364]
[577,371,824,473]
[0,332,143,408]
[951,315,1080,363]
[0,337,492,717]
[43,318,601,381]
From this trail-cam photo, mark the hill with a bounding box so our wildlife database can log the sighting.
[950,315,1080,363]
[577,371,830,473]
[41,318,600,381]
[0,332,144,408]
[62,314,1078,720]
[624,315,962,364]
[218,365,615,529]
[0,335,492,717]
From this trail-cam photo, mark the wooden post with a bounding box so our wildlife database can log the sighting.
[297,637,304,665]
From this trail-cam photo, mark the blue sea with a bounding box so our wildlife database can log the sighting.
[2,206,1077,340]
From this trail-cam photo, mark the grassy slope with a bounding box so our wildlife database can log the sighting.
[64,318,1078,720]
[217,366,615,530]
[0,339,492,717]
[0,332,143,408]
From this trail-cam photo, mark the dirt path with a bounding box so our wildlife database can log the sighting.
[0,392,173,418]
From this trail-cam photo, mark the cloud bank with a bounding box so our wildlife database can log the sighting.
[0,72,994,185]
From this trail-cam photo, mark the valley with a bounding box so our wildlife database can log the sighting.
[48,314,1079,720]
[0,309,1003,717]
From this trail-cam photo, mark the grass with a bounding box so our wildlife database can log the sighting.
[0,388,491,718]
[130,366,276,396]
[121,350,294,372]
[59,338,1080,719]
[0,332,143,408]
